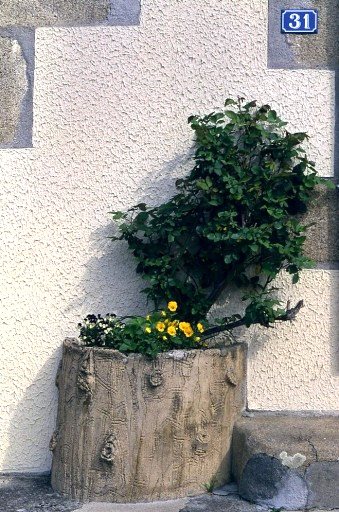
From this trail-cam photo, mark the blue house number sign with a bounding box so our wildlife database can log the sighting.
[281,9,318,34]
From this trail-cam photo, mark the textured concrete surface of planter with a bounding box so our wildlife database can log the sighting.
[51,339,246,502]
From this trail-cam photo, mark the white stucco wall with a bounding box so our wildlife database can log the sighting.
[0,0,337,473]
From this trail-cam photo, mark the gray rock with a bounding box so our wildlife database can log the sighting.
[306,462,339,509]
[262,471,308,510]
[0,0,141,27]
[239,454,287,501]
[238,454,308,510]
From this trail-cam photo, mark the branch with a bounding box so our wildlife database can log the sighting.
[206,277,228,306]
[202,299,304,340]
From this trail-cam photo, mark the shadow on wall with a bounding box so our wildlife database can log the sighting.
[2,148,195,475]
[65,148,194,321]
[65,222,149,319]
[2,350,61,474]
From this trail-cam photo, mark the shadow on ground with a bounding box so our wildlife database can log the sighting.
[0,474,80,512]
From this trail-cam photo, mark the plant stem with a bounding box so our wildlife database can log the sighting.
[202,299,304,340]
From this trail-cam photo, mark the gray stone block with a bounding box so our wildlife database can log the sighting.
[238,454,308,510]
[302,185,339,263]
[0,0,140,28]
[0,34,28,145]
[306,462,339,509]
[268,0,339,69]
[0,0,109,27]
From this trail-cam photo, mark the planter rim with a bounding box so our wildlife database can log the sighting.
[64,337,245,361]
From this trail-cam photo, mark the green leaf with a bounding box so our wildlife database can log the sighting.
[292,273,299,284]
[224,98,237,107]
[224,110,238,122]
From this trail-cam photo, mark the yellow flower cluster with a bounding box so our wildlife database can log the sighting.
[143,301,205,345]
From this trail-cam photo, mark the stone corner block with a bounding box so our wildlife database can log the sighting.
[0,30,33,147]
[268,0,339,69]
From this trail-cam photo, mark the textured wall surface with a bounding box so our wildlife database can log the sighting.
[0,0,337,473]
[247,270,339,411]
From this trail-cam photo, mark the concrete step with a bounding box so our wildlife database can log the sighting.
[232,415,339,510]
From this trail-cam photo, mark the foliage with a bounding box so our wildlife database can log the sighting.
[79,301,207,357]
[110,98,329,335]
[202,476,218,493]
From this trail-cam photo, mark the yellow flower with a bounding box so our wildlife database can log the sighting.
[179,322,188,332]
[156,322,165,332]
[195,336,201,342]
[197,323,204,333]
[184,325,194,338]
[167,325,177,336]
[167,301,178,312]
[161,310,167,317]
[146,315,151,321]
[145,326,152,334]
[162,336,168,341]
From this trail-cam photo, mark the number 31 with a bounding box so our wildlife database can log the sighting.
[289,13,310,30]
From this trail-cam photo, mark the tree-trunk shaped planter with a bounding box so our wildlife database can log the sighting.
[51,338,246,502]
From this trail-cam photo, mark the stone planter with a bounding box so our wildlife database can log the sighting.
[51,338,246,502]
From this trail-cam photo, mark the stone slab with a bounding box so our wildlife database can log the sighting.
[306,462,339,509]
[268,0,339,69]
[0,34,28,145]
[0,0,140,28]
[232,416,339,483]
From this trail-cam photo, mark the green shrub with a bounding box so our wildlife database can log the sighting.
[80,98,330,353]
[110,99,328,332]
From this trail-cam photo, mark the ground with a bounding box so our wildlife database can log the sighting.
[1,475,338,512]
